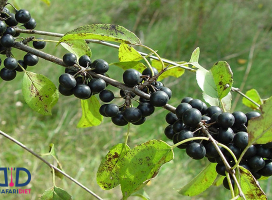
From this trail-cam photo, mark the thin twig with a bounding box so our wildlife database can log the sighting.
[0,129,104,200]
[231,87,260,108]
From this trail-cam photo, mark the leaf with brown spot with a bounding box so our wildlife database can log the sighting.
[58,24,141,45]
[97,143,130,190]
[119,140,173,199]
[248,96,272,145]
[22,71,58,115]
[239,166,267,200]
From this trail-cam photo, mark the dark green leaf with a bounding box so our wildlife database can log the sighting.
[179,163,217,196]
[59,24,141,45]
[77,96,103,128]
[239,166,267,200]
[111,61,146,72]
[97,143,130,190]
[242,89,263,109]
[61,40,92,59]
[119,140,173,199]
[40,186,73,200]
[119,43,142,62]
[248,96,272,144]
[151,59,185,81]
[22,71,59,115]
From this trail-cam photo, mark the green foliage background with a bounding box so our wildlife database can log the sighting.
[1,0,272,199]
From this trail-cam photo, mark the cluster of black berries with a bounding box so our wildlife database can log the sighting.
[0,7,45,81]
[164,97,272,190]
[59,53,110,100]
[99,67,172,126]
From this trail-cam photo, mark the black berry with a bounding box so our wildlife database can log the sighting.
[150,91,169,107]
[15,9,31,23]
[73,84,91,99]
[123,69,142,87]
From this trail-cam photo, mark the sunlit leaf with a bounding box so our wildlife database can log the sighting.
[119,43,142,62]
[239,166,267,200]
[119,140,173,199]
[151,59,185,81]
[111,61,146,72]
[189,47,200,63]
[248,96,272,144]
[77,96,103,128]
[179,163,217,196]
[242,89,263,109]
[59,24,141,45]
[213,176,224,186]
[40,186,73,200]
[97,143,130,190]
[41,0,50,6]
[61,40,92,59]
[22,71,59,115]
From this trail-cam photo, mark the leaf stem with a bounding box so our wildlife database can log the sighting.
[0,129,104,200]
[171,136,209,149]
[52,166,56,186]
[217,143,237,163]
[125,123,130,145]
[231,87,260,109]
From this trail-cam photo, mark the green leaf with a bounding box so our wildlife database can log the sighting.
[151,59,185,81]
[131,189,150,200]
[49,144,64,179]
[111,61,146,72]
[77,96,103,128]
[248,96,272,144]
[179,163,217,196]
[189,47,200,63]
[213,176,224,186]
[61,40,92,59]
[22,71,59,115]
[119,140,173,199]
[97,143,130,190]
[239,166,267,200]
[119,43,142,62]
[41,0,50,5]
[40,186,73,200]
[242,89,263,109]
[203,92,232,112]
[196,61,233,100]
[59,24,141,45]
[210,61,233,99]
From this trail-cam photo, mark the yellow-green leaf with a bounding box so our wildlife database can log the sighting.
[248,96,272,144]
[111,61,146,72]
[61,40,92,59]
[22,71,59,115]
[151,59,185,81]
[179,163,217,196]
[40,0,50,6]
[59,24,141,45]
[242,89,263,109]
[189,47,200,63]
[40,186,73,200]
[239,166,267,200]
[119,43,142,62]
[77,96,103,128]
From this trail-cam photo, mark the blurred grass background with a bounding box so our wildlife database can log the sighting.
[0,0,272,199]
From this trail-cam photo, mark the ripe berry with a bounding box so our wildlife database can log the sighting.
[175,103,192,119]
[33,39,46,49]
[79,55,91,67]
[123,107,142,123]
[223,143,241,159]
[159,87,172,99]
[189,99,203,112]
[223,177,234,190]
[246,111,261,125]
[65,68,78,75]
[111,113,128,126]
[1,34,14,47]
[181,97,193,103]
[4,57,18,70]
[165,112,178,124]
[243,145,257,159]
[137,102,155,117]
[153,81,164,89]
[99,104,108,116]
[175,130,193,149]
[182,108,202,127]
[256,145,271,158]
[15,9,31,23]
[73,84,91,99]
[132,117,146,125]
[186,142,206,160]
[232,111,247,126]
[217,127,234,144]
[24,53,39,66]
[216,164,226,176]
[164,125,175,140]
[92,59,109,74]
[5,13,18,26]
[258,160,272,176]
[63,53,77,66]
[104,104,119,117]
[15,60,27,71]
[24,18,36,29]
[263,142,272,149]
[173,120,186,133]
[59,73,76,89]
[88,78,106,94]
[150,91,169,107]
[142,67,158,77]
[248,156,265,171]
[4,27,16,36]
[123,69,142,87]
[205,142,222,158]
[217,112,235,129]
[0,21,7,34]
[206,106,222,117]
[99,90,114,102]
[58,85,73,96]
[0,68,16,81]
[233,131,248,149]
